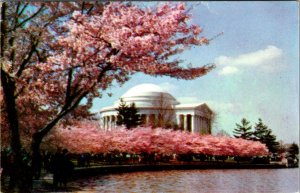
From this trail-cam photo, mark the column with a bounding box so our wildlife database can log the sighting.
[203,117,206,134]
[105,116,108,130]
[194,115,197,133]
[177,114,181,127]
[198,117,200,132]
[179,114,184,130]
[110,116,112,130]
[102,117,105,130]
[186,114,192,132]
[208,118,212,134]
[111,115,115,129]
[204,118,208,134]
[183,115,187,131]
[200,117,203,134]
[191,115,195,133]
[107,116,110,130]
[195,115,199,133]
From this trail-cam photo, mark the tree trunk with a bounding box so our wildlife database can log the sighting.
[30,110,70,181]
[1,4,32,191]
[1,71,32,192]
[31,133,43,180]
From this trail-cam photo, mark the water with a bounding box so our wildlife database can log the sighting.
[70,168,299,193]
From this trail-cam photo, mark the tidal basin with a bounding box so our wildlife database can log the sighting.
[68,168,299,193]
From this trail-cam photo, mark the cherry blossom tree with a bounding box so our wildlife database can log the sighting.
[30,1,214,159]
[45,123,269,158]
[1,2,215,191]
[1,2,106,190]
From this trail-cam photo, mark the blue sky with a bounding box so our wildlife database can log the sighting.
[91,2,299,144]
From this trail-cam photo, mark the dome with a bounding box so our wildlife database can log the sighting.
[122,84,164,98]
[114,83,179,108]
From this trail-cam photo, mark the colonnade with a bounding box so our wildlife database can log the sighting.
[177,114,211,134]
[102,115,117,130]
[101,113,158,130]
[101,113,211,134]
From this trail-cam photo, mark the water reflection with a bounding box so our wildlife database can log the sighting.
[70,169,299,193]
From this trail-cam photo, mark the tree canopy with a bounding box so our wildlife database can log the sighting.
[1,2,215,191]
[232,118,280,154]
[116,99,141,129]
[287,143,299,159]
[233,118,253,140]
[252,118,279,154]
[1,2,214,150]
[44,121,269,157]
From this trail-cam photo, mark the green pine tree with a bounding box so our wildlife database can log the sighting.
[116,99,141,129]
[116,99,127,126]
[233,118,253,140]
[127,103,141,128]
[287,143,299,159]
[253,118,279,154]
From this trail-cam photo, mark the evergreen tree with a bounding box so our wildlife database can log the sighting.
[116,99,127,126]
[287,143,299,159]
[116,99,141,129]
[253,118,279,153]
[127,103,141,129]
[233,118,253,140]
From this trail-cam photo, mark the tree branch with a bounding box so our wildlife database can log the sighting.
[86,4,94,15]
[16,35,40,77]
[81,2,85,14]
[34,89,89,140]
[1,2,7,59]
[18,3,29,16]
[13,4,45,30]
[97,63,112,82]
[65,68,74,108]
[15,3,21,20]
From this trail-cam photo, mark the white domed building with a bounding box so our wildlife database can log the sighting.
[100,84,213,134]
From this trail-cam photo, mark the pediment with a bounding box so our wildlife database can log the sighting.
[195,103,213,115]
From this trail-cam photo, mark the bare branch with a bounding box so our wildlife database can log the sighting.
[16,36,40,77]
[13,4,45,30]
[18,3,29,16]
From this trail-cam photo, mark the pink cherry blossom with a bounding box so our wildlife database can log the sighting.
[1,2,215,153]
[44,121,269,157]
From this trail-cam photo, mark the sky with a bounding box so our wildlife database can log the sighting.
[91,2,299,144]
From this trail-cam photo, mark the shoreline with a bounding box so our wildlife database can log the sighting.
[72,162,293,179]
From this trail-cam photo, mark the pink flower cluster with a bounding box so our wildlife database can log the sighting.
[45,123,268,157]
[34,2,212,99]
[1,2,215,152]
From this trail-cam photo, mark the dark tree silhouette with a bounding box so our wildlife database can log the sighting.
[253,118,279,154]
[287,143,299,159]
[116,99,141,129]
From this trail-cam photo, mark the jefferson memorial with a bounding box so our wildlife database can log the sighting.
[99,84,213,134]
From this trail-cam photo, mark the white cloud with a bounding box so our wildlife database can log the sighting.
[218,66,239,75]
[215,45,284,76]
[216,45,283,66]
